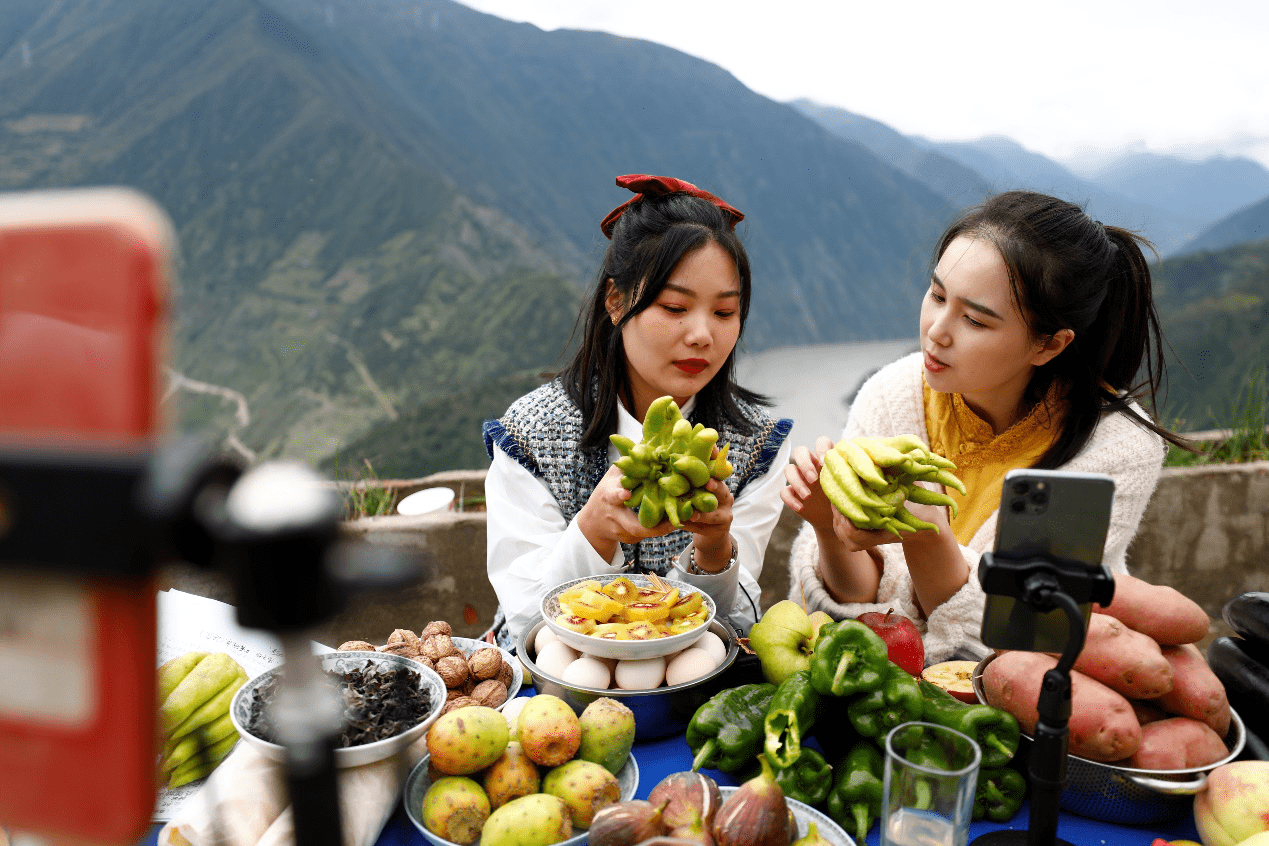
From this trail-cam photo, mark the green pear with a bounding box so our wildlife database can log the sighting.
[808,611,835,650]
[747,600,815,685]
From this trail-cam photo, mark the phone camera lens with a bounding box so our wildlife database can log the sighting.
[1011,481,1030,496]
[1010,499,1027,513]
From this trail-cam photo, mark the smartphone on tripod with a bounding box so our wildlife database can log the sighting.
[979,469,1115,652]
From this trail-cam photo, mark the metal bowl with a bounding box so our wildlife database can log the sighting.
[972,653,1247,824]
[517,617,739,741]
[540,573,716,660]
[231,651,447,768]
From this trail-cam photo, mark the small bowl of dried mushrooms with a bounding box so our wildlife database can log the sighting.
[231,650,447,768]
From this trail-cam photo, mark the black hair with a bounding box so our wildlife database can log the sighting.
[558,190,769,450]
[934,190,1190,468]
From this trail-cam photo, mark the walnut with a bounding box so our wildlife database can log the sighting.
[421,633,458,662]
[421,620,453,638]
[468,648,503,681]
[436,654,470,688]
[415,655,437,672]
[387,628,421,650]
[440,695,479,716]
[495,661,514,688]
[471,679,508,709]
[379,641,421,659]
[337,640,376,652]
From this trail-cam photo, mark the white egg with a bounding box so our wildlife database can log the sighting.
[502,695,529,736]
[695,631,727,667]
[535,639,580,679]
[614,656,667,690]
[534,625,560,655]
[665,647,716,686]
[561,655,612,689]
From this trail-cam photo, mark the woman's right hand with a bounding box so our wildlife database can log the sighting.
[781,436,836,529]
[575,463,665,559]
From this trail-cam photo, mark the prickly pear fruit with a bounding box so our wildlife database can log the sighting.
[480,793,573,846]
[426,705,510,775]
[421,776,491,845]
[542,758,622,829]
[483,741,541,810]
[517,694,582,767]
[647,771,722,832]
[589,799,668,846]
[577,698,637,775]
[1194,760,1269,846]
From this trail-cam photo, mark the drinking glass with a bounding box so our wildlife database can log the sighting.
[882,721,981,846]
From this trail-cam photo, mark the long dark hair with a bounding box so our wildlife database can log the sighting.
[934,190,1190,468]
[559,190,769,450]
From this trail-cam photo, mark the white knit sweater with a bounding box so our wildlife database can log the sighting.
[787,352,1166,664]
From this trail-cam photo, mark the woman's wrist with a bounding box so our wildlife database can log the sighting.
[689,536,736,574]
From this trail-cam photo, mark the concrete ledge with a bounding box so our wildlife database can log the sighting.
[162,462,1269,649]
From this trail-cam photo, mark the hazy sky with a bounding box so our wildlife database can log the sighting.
[454,0,1269,171]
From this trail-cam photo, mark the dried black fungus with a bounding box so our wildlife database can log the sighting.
[244,657,434,748]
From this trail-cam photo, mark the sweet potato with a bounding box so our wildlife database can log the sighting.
[1065,613,1174,699]
[1155,643,1232,736]
[983,651,1141,762]
[1123,716,1229,770]
[1095,572,1209,645]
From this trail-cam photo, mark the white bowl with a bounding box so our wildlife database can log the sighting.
[403,752,640,846]
[540,573,716,660]
[231,651,446,768]
[398,487,455,515]
[717,786,856,846]
[451,637,523,708]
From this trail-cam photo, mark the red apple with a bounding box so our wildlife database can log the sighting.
[855,608,924,676]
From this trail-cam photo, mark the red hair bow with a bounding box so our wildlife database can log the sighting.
[599,174,744,238]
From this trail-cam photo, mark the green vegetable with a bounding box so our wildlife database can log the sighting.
[887,723,951,812]
[809,620,890,698]
[826,739,884,843]
[687,682,777,774]
[770,745,832,806]
[973,765,1026,822]
[917,678,1020,769]
[846,661,924,739]
[763,670,821,768]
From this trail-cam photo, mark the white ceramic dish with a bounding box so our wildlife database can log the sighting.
[451,637,523,708]
[540,573,716,660]
[718,786,856,846]
[398,487,455,515]
[231,651,446,768]
[403,752,640,846]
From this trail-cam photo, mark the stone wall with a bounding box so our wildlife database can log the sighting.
[162,463,1269,648]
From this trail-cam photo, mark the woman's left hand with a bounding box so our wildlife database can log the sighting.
[683,477,734,565]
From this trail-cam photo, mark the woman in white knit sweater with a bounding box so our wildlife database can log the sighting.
[782,191,1190,664]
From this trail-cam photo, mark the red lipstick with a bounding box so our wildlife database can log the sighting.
[674,359,708,375]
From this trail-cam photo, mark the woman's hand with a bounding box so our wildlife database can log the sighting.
[781,436,837,529]
[684,476,735,572]
[575,464,665,559]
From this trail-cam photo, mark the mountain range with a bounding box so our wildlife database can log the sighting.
[1,0,1265,474]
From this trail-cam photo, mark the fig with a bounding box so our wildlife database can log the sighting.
[712,759,790,846]
[589,799,668,846]
[647,771,723,831]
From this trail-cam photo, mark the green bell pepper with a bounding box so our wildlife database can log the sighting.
[687,682,777,774]
[770,745,833,806]
[887,723,951,812]
[917,678,1020,769]
[973,765,1027,822]
[809,619,890,698]
[846,660,925,739]
[825,739,884,843]
[764,670,821,768]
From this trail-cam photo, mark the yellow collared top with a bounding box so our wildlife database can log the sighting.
[922,379,1065,545]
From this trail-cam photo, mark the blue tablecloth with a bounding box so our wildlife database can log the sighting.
[369,730,1204,846]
